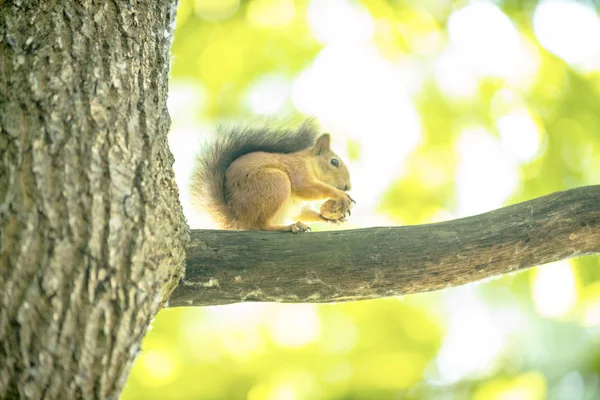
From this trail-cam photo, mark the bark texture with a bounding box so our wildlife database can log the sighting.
[169,186,600,307]
[0,1,188,399]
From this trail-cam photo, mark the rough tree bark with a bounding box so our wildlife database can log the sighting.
[0,1,188,400]
[169,185,600,307]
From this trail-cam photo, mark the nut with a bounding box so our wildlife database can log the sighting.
[320,199,344,220]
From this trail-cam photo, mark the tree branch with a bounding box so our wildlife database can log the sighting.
[168,185,600,307]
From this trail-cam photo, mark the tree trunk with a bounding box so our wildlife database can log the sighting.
[0,1,188,399]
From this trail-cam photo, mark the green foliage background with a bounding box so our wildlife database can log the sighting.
[122,0,600,398]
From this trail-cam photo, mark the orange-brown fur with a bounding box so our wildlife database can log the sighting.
[224,134,353,232]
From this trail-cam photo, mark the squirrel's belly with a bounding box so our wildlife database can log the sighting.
[271,198,300,225]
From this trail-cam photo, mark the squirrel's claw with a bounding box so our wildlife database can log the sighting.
[291,221,311,233]
[323,217,341,225]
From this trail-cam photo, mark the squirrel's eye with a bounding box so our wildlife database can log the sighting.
[330,158,339,167]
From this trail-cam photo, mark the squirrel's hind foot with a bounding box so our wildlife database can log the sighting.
[259,221,311,233]
[290,221,311,234]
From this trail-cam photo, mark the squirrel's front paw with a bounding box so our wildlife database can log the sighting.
[320,198,353,223]
[338,193,355,214]
[290,221,311,233]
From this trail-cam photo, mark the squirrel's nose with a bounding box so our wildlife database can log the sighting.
[344,184,351,191]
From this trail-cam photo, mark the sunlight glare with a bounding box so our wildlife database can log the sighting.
[506,39,542,89]
[583,299,600,327]
[582,283,600,327]
[497,110,542,163]
[448,3,524,78]
[307,0,374,44]
[435,288,511,383]
[167,80,206,126]
[205,303,269,328]
[434,48,478,98]
[203,304,270,361]
[291,43,422,213]
[137,349,179,386]
[269,304,321,348]
[168,124,219,229]
[534,0,600,72]
[532,261,578,319]
[245,75,290,116]
[455,128,519,217]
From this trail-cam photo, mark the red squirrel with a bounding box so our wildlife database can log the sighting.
[189,120,354,233]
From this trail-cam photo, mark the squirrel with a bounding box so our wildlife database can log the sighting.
[189,120,354,233]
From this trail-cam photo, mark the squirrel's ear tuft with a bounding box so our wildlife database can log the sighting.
[313,133,331,155]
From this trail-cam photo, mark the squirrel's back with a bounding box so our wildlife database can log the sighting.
[189,120,319,229]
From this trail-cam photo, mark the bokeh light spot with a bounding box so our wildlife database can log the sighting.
[269,304,320,348]
[434,47,479,98]
[582,282,600,327]
[448,3,522,78]
[136,348,179,386]
[497,110,542,163]
[435,288,508,383]
[245,75,291,116]
[247,0,296,28]
[307,0,374,44]
[532,261,578,319]
[534,0,600,72]
[291,42,422,213]
[455,127,519,217]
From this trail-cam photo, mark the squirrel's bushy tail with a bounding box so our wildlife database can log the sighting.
[189,119,319,229]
